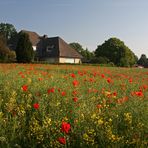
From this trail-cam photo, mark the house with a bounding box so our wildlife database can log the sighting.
[21,30,83,64]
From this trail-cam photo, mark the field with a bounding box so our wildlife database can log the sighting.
[0,64,148,148]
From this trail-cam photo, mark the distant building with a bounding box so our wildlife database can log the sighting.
[21,30,83,64]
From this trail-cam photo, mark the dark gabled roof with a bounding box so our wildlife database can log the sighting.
[58,37,83,59]
[20,30,83,59]
[21,30,40,46]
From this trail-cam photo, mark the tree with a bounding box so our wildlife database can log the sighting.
[95,37,137,66]
[69,42,84,53]
[16,32,34,63]
[0,23,17,45]
[0,35,16,62]
[137,54,148,67]
[85,48,95,61]
[69,42,94,62]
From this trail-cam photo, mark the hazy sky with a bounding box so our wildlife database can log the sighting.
[0,0,148,57]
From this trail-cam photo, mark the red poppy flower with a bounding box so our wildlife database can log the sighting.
[22,85,28,92]
[89,78,94,82]
[61,91,66,96]
[129,78,133,83]
[21,75,25,78]
[50,88,55,93]
[143,85,148,90]
[33,103,39,109]
[135,91,143,97]
[58,137,66,145]
[73,97,78,102]
[101,74,105,78]
[38,78,43,81]
[47,88,55,94]
[70,73,76,78]
[107,78,112,83]
[93,72,97,77]
[47,89,51,94]
[18,72,23,75]
[61,122,71,134]
[113,92,117,97]
[97,104,102,109]
[72,80,79,87]
[78,71,84,76]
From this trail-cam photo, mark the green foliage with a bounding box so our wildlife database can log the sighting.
[8,50,16,62]
[16,32,34,63]
[0,35,16,62]
[69,42,94,62]
[95,38,137,67]
[137,54,148,67]
[69,42,84,53]
[0,23,17,46]
[90,56,109,64]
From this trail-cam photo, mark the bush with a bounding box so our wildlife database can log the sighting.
[0,35,16,62]
[90,56,109,64]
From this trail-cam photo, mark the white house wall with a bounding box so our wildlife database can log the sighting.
[74,58,81,64]
[59,58,81,64]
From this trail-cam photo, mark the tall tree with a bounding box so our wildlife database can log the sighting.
[0,23,17,45]
[16,32,34,63]
[95,37,137,66]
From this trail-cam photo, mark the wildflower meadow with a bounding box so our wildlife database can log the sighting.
[0,64,147,147]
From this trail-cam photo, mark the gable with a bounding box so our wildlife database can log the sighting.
[58,37,83,59]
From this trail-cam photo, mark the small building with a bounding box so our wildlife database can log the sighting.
[21,30,83,64]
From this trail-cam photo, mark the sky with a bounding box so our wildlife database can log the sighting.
[0,0,148,58]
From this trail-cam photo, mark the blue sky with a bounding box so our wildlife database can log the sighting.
[0,0,148,57]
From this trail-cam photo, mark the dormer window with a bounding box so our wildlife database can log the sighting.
[46,45,54,52]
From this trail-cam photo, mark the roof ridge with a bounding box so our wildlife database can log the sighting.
[21,30,40,36]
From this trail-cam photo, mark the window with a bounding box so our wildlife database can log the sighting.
[46,45,54,52]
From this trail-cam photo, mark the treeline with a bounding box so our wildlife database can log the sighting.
[69,39,148,67]
[0,22,148,67]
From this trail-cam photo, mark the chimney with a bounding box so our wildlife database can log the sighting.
[43,34,48,38]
